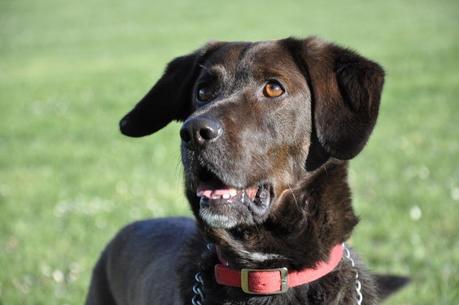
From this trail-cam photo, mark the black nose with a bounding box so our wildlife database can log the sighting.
[180,116,223,149]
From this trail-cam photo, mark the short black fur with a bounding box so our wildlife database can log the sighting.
[86,36,408,305]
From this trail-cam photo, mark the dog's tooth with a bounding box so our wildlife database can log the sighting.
[212,194,220,200]
[222,193,230,199]
[229,189,237,196]
[259,189,267,200]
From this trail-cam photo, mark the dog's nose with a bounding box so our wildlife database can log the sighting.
[180,117,223,148]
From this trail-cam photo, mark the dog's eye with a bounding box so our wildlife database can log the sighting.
[263,80,285,98]
[196,86,213,103]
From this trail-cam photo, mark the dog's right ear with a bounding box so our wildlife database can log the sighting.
[119,42,222,137]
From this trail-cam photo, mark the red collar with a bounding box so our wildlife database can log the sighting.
[214,243,344,295]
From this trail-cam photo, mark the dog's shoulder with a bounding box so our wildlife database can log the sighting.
[115,217,196,238]
[88,217,198,305]
[107,217,197,255]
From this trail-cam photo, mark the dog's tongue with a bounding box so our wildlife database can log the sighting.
[197,184,258,200]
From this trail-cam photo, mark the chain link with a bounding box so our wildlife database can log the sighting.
[343,244,363,305]
[192,271,205,305]
[192,243,214,305]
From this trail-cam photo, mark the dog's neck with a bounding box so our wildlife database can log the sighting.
[177,161,369,305]
[200,161,358,271]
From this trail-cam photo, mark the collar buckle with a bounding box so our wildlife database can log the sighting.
[240,267,289,294]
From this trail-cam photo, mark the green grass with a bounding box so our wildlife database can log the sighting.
[1,0,458,304]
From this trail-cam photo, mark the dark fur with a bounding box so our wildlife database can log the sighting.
[86,37,407,305]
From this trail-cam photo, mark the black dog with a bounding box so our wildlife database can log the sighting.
[85,37,408,305]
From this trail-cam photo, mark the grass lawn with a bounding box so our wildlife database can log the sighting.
[1,0,458,304]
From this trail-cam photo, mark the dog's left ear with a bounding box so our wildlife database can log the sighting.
[120,42,222,137]
[284,37,384,164]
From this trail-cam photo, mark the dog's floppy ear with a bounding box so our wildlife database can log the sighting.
[119,42,222,137]
[284,37,384,166]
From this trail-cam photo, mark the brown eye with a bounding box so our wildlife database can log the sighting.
[197,87,210,102]
[263,80,285,98]
[196,85,214,104]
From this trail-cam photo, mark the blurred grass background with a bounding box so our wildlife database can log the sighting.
[1,0,458,304]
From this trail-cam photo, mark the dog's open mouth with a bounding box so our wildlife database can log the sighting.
[197,183,270,205]
[195,166,273,228]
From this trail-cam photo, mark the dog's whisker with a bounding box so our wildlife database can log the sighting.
[288,184,300,209]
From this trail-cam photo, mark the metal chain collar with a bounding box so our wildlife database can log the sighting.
[192,243,212,305]
[343,244,363,305]
[192,271,205,305]
[192,243,363,305]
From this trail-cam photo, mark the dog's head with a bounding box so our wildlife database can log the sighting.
[120,37,383,247]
